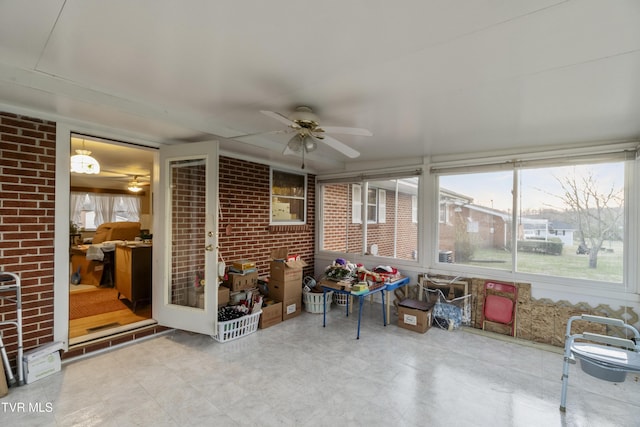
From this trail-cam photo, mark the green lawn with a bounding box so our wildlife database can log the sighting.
[465,241,623,283]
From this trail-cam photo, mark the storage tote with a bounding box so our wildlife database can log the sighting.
[212,309,261,343]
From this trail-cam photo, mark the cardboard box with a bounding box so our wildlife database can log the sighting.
[188,286,229,308]
[269,248,307,285]
[318,278,352,291]
[225,271,258,292]
[282,296,301,321]
[232,260,255,271]
[188,286,204,307]
[397,299,434,333]
[23,342,64,384]
[268,279,302,303]
[258,301,283,329]
[218,285,230,307]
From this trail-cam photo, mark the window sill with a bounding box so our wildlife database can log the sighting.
[269,224,311,233]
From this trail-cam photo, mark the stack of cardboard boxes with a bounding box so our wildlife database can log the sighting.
[225,260,258,292]
[221,249,306,330]
[268,248,307,321]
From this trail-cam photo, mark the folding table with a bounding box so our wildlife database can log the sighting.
[322,284,387,339]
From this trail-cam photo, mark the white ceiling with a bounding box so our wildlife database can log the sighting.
[1,0,639,173]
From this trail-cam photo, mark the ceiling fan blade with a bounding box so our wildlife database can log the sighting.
[260,110,299,128]
[320,126,373,137]
[229,129,288,139]
[99,169,130,178]
[319,135,360,158]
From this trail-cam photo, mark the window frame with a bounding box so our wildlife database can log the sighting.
[352,184,387,224]
[70,191,141,231]
[430,143,638,290]
[270,168,307,225]
[318,170,422,263]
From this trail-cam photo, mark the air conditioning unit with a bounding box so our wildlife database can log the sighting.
[438,251,453,263]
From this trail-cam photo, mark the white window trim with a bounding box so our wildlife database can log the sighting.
[430,143,639,292]
[378,189,386,223]
[270,168,307,225]
[353,185,387,224]
[367,187,378,223]
[352,184,362,224]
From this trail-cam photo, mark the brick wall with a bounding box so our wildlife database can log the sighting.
[0,111,318,364]
[366,191,417,259]
[439,205,511,261]
[321,183,349,252]
[218,157,315,279]
[321,184,417,260]
[0,112,57,362]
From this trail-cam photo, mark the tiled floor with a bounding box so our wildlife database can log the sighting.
[3,304,640,426]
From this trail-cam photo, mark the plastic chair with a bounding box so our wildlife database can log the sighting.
[482,281,517,337]
[560,314,640,412]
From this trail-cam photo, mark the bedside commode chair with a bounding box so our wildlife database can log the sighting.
[560,314,640,412]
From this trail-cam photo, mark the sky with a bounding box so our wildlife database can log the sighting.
[440,162,625,212]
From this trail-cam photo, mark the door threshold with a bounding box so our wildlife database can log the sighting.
[69,319,158,347]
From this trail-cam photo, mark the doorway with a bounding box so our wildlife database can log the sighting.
[68,134,156,344]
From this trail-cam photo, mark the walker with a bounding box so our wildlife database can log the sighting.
[0,271,24,386]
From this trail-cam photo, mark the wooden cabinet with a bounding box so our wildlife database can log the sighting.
[115,245,152,311]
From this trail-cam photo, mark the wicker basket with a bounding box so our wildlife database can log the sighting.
[212,310,261,343]
[303,290,333,313]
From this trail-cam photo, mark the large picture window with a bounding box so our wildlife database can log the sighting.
[319,172,420,261]
[435,154,630,284]
[271,169,306,224]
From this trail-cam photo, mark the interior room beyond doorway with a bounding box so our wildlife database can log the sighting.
[68,135,155,344]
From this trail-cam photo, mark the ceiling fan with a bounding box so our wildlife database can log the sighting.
[126,176,149,193]
[235,106,372,168]
[102,171,150,192]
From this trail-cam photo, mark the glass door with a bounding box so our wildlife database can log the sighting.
[153,141,219,335]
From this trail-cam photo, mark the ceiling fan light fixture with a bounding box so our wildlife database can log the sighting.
[304,138,317,153]
[287,134,303,152]
[70,149,100,174]
[128,184,143,193]
[128,176,143,193]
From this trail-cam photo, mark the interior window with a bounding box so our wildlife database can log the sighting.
[271,169,306,224]
[71,192,141,231]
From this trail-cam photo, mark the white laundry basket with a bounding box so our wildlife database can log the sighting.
[303,290,333,313]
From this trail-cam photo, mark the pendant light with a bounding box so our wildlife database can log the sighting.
[70,139,100,174]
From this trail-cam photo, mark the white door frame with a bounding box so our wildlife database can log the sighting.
[53,122,163,349]
[152,140,219,335]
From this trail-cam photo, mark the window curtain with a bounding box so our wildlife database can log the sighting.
[71,192,141,228]
[94,194,115,225]
[114,196,140,222]
[69,193,86,226]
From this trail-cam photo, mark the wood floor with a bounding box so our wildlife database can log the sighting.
[69,292,152,339]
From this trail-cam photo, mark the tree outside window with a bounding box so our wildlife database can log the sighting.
[437,161,625,283]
